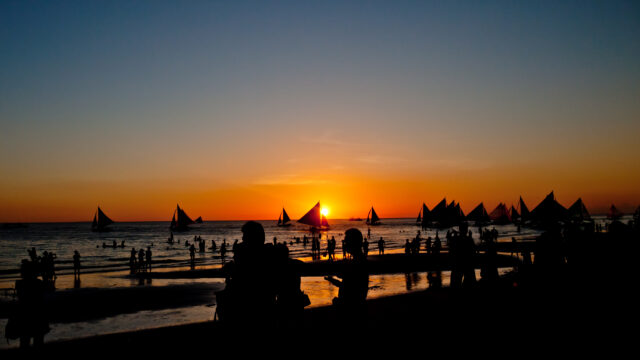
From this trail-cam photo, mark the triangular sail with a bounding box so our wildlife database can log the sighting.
[510,205,520,221]
[367,207,380,225]
[282,208,290,224]
[170,213,177,229]
[430,198,447,224]
[467,203,490,223]
[277,214,282,225]
[519,197,530,221]
[195,216,203,224]
[490,203,512,224]
[371,207,379,223]
[93,207,114,230]
[421,203,431,226]
[298,202,322,227]
[177,205,195,226]
[530,191,568,225]
[608,205,623,220]
[321,214,329,227]
[568,198,591,221]
[416,210,421,223]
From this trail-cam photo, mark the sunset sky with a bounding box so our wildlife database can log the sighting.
[1,1,639,222]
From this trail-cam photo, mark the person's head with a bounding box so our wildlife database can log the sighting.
[274,243,289,260]
[344,228,363,256]
[241,221,265,247]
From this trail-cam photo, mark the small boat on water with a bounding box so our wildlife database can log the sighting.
[92,206,114,232]
[277,208,292,227]
[170,204,195,232]
[194,216,203,224]
[366,207,381,225]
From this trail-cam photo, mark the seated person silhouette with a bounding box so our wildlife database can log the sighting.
[325,228,369,324]
[218,221,277,328]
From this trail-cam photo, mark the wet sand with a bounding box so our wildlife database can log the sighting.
[2,275,598,353]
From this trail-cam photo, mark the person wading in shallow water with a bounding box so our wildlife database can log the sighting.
[73,250,81,279]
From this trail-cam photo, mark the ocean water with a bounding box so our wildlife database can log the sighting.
[0,216,621,348]
[0,218,545,286]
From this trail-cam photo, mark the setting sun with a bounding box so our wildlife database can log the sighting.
[321,207,329,217]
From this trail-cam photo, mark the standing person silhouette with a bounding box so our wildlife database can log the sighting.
[146,247,152,272]
[72,250,81,279]
[378,237,385,255]
[189,244,196,266]
[129,248,137,274]
[138,249,145,273]
[325,228,369,326]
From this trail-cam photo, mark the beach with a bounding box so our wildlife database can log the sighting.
[0,216,631,350]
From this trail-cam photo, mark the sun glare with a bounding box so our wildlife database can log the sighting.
[321,207,329,217]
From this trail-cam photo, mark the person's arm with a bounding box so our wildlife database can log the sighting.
[324,276,342,288]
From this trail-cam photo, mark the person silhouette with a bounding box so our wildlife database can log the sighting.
[11,259,50,348]
[73,250,81,279]
[129,248,137,274]
[325,228,369,326]
[138,248,145,273]
[273,243,308,328]
[217,221,278,329]
[189,244,196,263]
[378,237,385,255]
[146,247,152,272]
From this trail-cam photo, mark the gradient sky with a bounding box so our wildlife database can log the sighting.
[1,0,639,222]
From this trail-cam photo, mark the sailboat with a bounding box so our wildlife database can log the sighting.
[277,208,292,227]
[489,203,512,225]
[607,204,623,220]
[297,202,329,230]
[91,206,114,232]
[366,207,381,225]
[170,204,195,232]
[568,198,591,222]
[466,203,490,225]
[194,216,204,224]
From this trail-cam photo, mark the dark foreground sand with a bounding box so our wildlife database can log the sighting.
[3,273,618,354]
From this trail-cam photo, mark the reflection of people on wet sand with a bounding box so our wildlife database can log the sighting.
[325,228,369,325]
